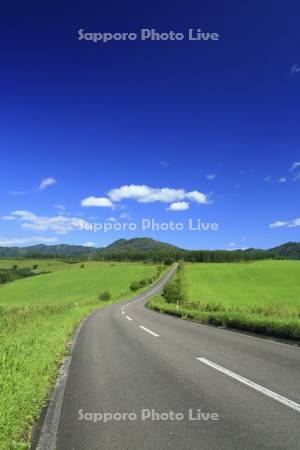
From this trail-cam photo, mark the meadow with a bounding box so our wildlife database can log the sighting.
[185,260,300,312]
[0,260,160,449]
[0,260,158,306]
[150,260,300,340]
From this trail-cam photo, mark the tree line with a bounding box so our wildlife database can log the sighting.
[19,248,280,264]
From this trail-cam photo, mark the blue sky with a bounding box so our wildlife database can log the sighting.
[0,0,299,250]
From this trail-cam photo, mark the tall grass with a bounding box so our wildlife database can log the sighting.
[0,302,101,449]
[149,297,300,339]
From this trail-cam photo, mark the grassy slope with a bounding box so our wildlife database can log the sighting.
[185,260,300,311]
[0,261,156,306]
[149,261,300,340]
[0,261,158,449]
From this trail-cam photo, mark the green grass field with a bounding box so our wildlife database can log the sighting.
[0,260,160,450]
[0,261,158,306]
[150,261,300,340]
[185,260,300,312]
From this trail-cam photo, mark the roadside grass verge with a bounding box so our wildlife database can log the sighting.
[0,261,165,449]
[0,302,100,450]
[149,296,300,340]
[148,261,300,340]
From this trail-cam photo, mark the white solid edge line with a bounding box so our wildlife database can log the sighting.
[138,325,160,337]
[197,357,300,413]
[126,316,133,321]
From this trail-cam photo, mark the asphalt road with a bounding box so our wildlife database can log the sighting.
[54,266,300,450]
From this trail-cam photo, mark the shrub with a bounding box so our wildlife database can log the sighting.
[162,281,181,304]
[164,257,175,265]
[162,262,187,304]
[98,290,111,302]
[157,265,164,275]
[80,263,85,269]
[130,281,140,292]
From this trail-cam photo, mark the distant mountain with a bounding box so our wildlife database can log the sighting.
[0,244,97,258]
[104,238,180,253]
[0,238,179,258]
[269,242,300,260]
[0,239,299,260]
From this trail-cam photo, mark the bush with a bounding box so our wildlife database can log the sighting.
[0,267,39,285]
[80,263,85,269]
[130,281,140,292]
[157,265,164,275]
[164,257,175,265]
[98,290,111,302]
[130,276,155,292]
[32,264,39,270]
[162,262,187,304]
[162,281,181,304]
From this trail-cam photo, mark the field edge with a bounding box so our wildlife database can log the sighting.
[147,296,300,342]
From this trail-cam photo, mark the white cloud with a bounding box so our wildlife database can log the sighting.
[38,177,56,190]
[291,64,300,74]
[185,191,207,204]
[270,218,300,228]
[107,184,208,205]
[278,177,286,183]
[81,197,114,208]
[106,217,117,222]
[229,242,236,247]
[0,236,59,247]
[83,241,96,247]
[264,176,271,182]
[1,215,17,221]
[168,201,189,211]
[10,210,89,234]
[290,162,300,172]
[54,204,65,210]
[206,174,216,180]
[108,185,184,203]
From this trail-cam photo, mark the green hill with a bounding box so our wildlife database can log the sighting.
[270,242,300,260]
[105,237,180,252]
[0,244,97,258]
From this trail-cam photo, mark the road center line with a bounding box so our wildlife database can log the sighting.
[138,325,160,337]
[126,316,133,321]
[197,357,300,413]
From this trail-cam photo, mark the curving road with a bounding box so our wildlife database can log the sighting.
[42,266,300,450]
